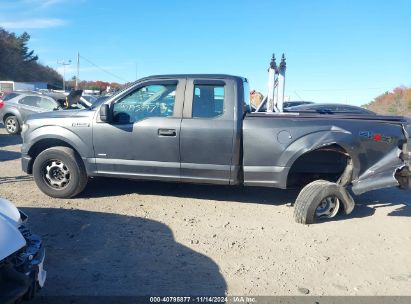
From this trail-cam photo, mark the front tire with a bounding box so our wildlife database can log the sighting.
[33,146,88,198]
[4,116,20,134]
[294,180,348,224]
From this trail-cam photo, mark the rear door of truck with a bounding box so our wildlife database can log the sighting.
[180,78,236,184]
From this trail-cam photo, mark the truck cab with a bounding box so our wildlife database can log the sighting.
[86,75,248,184]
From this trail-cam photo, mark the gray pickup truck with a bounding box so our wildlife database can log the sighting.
[20,74,411,224]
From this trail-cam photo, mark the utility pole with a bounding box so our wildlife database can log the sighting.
[76,52,80,89]
[57,59,72,91]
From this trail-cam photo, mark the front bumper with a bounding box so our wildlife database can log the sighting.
[0,228,46,304]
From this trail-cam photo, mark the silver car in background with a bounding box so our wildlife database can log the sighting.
[0,91,91,134]
[0,92,61,134]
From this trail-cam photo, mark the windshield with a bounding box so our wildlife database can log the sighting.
[82,95,98,103]
[90,96,110,109]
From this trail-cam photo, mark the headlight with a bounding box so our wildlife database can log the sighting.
[22,123,29,133]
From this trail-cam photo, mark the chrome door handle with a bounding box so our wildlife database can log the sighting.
[158,129,176,136]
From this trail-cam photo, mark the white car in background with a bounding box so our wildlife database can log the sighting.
[0,198,46,303]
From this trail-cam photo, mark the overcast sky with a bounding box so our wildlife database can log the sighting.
[1,0,410,105]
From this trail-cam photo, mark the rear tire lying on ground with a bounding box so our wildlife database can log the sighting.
[4,116,20,134]
[33,146,88,198]
[294,180,354,224]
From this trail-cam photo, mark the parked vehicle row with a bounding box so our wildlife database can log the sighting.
[1,88,375,136]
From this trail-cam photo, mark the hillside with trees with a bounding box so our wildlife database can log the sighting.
[0,28,62,86]
[65,79,123,91]
[364,86,411,116]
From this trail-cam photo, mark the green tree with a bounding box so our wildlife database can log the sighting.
[0,27,62,86]
[17,32,38,63]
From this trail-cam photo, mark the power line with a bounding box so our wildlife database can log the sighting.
[294,90,305,101]
[79,54,129,83]
[297,87,385,92]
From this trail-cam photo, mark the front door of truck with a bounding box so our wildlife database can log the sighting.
[92,79,185,181]
[179,79,235,184]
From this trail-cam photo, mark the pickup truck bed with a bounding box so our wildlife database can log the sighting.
[243,112,411,194]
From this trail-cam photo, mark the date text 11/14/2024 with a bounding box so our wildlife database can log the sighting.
[149,296,256,303]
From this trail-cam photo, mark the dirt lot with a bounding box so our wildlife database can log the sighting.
[0,125,410,296]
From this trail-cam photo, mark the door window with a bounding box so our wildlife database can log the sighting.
[37,97,57,110]
[192,85,224,118]
[19,96,41,107]
[2,92,19,101]
[112,84,177,124]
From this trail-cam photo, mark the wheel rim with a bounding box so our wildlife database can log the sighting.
[42,160,71,189]
[315,195,340,218]
[6,118,16,133]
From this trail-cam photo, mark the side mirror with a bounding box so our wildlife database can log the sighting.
[100,104,112,122]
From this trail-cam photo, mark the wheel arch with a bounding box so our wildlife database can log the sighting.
[2,109,23,124]
[26,138,85,174]
[286,142,356,189]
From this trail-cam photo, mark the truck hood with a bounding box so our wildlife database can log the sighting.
[0,198,26,261]
[27,109,92,121]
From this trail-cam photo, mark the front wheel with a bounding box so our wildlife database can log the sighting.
[294,180,353,224]
[33,146,88,198]
[4,116,20,134]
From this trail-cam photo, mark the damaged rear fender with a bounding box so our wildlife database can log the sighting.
[352,124,411,195]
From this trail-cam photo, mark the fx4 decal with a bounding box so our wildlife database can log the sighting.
[359,131,393,144]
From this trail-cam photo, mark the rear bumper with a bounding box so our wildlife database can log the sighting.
[397,140,411,189]
[21,154,33,174]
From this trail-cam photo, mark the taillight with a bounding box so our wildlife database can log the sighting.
[0,100,4,110]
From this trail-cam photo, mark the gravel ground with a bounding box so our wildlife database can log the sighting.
[0,126,410,296]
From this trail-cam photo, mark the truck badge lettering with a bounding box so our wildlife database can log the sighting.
[72,123,90,127]
[359,131,393,144]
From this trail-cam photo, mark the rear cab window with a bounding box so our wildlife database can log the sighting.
[192,84,225,118]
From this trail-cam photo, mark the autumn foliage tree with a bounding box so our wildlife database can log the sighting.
[364,86,411,116]
[65,79,123,91]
